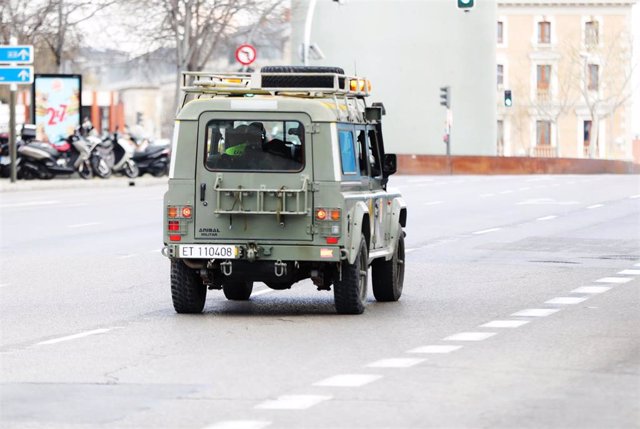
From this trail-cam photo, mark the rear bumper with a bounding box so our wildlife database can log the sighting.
[163,243,342,262]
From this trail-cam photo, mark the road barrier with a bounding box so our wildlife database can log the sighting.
[397,155,640,175]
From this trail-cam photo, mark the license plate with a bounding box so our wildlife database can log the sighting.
[178,245,238,259]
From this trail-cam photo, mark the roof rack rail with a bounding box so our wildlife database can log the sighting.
[179,70,370,107]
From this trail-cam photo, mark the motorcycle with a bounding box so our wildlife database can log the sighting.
[132,137,171,177]
[17,125,93,180]
[110,132,139,178]
[89,134,115,179]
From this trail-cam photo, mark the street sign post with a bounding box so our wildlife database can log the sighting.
[235,44,257,67]
[0,45,34,63]
[0,66,34,84]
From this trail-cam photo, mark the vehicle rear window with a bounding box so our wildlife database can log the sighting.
[338,130,357,175]
[204,120,304,171]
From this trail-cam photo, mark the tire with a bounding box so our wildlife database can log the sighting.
[78,160,93,179]
[372,226,405,302]
[93,157,112,179]
[334,238,369,314]
[124,160,139,178]
[223,281,253,301]
[150,161,168,177]
[170,259,207,313]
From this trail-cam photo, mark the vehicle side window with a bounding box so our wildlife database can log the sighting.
[338,130,358,175]
[356,129,368,176]
[367,128,382,178]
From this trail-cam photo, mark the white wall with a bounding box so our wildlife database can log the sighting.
[291,0,497,155]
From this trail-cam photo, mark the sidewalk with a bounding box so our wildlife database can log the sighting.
[0,176,168,193]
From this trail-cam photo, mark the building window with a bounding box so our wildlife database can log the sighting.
[585,20,599,46]
[537,65,551,92]
[497,64,504,87]
[583,120,592,156]
[536,120,551,146]
[588,64,599,90]
[497,21,504,44]
[538,21,551,44]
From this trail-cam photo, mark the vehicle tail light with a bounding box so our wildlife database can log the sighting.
[326,237,339,244]
[181,206,192,218]
[168,221,180,231]
[315,208,327,221]
[169,235,181,242]
[167,206,178,218]
[330,209,340,221]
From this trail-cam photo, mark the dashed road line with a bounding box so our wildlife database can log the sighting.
[595,277,633,284]
[67,222,101,228]
[407,345,462,354]
[313,374,382,387]
[545,297,589,305]
[518,187,531,191]
[423,201,443,206]
[118,253,139,259]
[571,286,611,294]
[0,200,60,209]
[203,421,271,429]
[366,358,425,368]
[472,228,501,235]
[617,269,640,275]
[586,204,604,209]
[479,320,529,328]
[405,248,418,254]
[499,190,514,194]
[511,308,560,317]
[479,193,495,197]
[0,283,9,288]
[444,332,496,341]
[36,328,114,346]
[536,215,557,221]
[255,395,332,410]
[60,203,90,208]
[629,194,640,199]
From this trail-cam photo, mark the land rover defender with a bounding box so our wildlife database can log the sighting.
[163,66,407,314]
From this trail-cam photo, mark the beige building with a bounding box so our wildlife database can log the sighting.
[497,0,636,160]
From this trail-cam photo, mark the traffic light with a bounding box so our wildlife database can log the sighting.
[504,89,513,107]
[457,0,474,9]
[439,86,450,108]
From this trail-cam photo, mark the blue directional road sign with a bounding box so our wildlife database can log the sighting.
[0,45,34,63]
[0,66,34,85]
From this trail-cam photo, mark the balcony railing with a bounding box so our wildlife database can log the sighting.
[530,145,558,158]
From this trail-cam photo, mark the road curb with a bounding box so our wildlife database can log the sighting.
[0,176,168,193]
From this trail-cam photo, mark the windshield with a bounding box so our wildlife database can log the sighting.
[204,120,304,172]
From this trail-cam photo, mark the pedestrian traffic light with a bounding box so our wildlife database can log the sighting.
[504,89,513,107]
[457,0,474,9]
[439,86,450,108]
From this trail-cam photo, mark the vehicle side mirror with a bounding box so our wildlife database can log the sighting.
[383,153,397,176]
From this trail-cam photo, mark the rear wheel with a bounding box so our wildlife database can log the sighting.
[334,238,368,314]
[93,157,112,178]
[171,259,207,313]
[124,160,139,178]
[77,160,93,179]
[372,226,405,302]
[223,281,253,300]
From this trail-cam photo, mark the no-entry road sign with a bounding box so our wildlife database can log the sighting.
[235,44,257,66]
[0,66,34,85]
[0,45,34,64]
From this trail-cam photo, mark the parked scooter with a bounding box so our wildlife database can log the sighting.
[132,137,171,177]
[17,125,93,180]
[110,132,139,178]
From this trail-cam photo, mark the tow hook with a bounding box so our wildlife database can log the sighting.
[246,243,258,262]
[274,260,287,277]
[161,246,172,257]
[220,261,233,276]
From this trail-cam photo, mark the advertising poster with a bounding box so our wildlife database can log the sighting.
[32,74,81,143]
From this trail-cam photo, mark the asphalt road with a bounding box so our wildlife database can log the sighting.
[0,175,639,429]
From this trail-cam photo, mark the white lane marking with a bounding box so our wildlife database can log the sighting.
[551,184,560,187]
[36,328,114,346]
[405,248,418,254]
[203,421,271,429]
[479,193,495,197]
[586,204,604,209]
[472,228,501,235]
[518,187,531,191]
[60,203,90,208]
[118,254,139,259]
[536,215,557,221]
[313,374,382,387]
[618,269,640,275]
[0,283,9,288]
[499,190,514,194]
[511,308,560,317]
[595,277,633,284]
[366,358,425,368]
[150,249,162,253]
[67,222,101,228]
[252,289,274,297]
[444,332,496,341]
[479,320,530,328]
[0,200,60,209]
[423,201,443,206]
[255,395,331,410]
[407,345,462,354]
[545,297,589,305]
[571,286,611,294]
[629,194,640,199]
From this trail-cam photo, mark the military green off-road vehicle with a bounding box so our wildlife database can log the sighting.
[162,66,407,314]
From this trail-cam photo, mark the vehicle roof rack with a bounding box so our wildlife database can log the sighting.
[179,70,371,108]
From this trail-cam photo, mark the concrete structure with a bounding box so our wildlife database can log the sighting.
[291,0,497,156]
[497,0,637,160]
